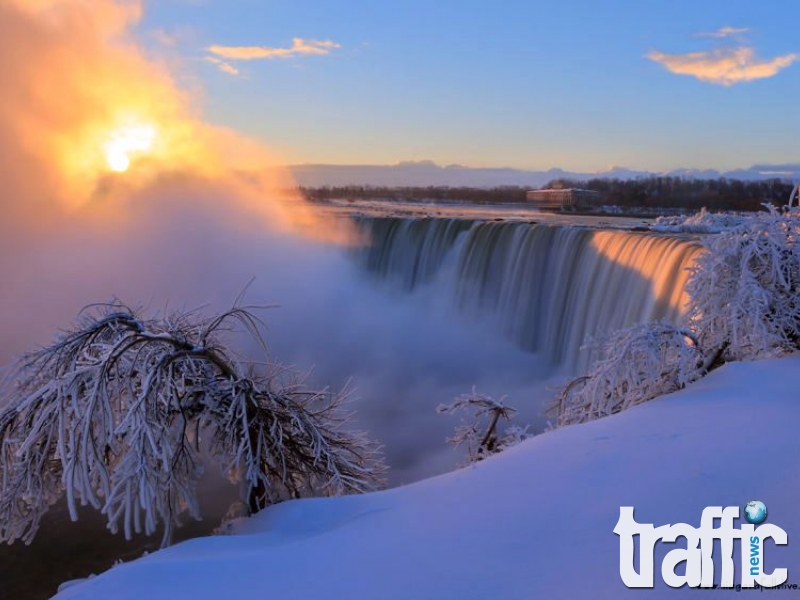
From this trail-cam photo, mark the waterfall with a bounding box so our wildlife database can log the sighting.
[358,217,474,290]
[355,217,703,372]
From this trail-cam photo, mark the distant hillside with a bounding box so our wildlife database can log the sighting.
[286,160,800,188]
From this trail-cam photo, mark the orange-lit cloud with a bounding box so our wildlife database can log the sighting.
[205,56,240,76]
[207,38,341,61]
[696,26,749,39]
[647,47,797,85]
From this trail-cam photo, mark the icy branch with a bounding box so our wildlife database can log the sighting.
[438,389,529,463]
[0,301,385,547]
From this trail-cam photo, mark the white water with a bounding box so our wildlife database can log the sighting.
[356,217,703,371]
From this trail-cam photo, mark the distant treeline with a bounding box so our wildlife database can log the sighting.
[301,185,529,204]
[301,177,795,212]
[549,177,794,211]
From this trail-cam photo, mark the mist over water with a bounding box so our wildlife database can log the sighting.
[1,207,703,484]
[0,181,554,598]
[0,190,551,483]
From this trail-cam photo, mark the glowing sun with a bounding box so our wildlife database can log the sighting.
[103,123,157,172]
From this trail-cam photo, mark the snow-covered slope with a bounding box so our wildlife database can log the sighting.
[55,356,800,600]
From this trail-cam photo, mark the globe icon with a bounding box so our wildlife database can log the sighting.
[744,500,767,524]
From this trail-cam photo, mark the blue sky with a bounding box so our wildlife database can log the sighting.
[139,0,800,171]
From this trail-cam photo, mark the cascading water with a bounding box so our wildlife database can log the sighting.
[358,217,474,290]
[355,217,703,372]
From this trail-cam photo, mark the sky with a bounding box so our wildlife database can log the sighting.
[136,0,800,172]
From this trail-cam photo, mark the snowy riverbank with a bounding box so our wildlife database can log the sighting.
[55,355,800,600]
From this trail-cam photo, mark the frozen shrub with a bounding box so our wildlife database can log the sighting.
[0,302,384,547]
[687,205,800,360]
[438,389,529,463]
[552,323,705,427]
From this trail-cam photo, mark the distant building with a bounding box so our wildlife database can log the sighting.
[525,188,602,210]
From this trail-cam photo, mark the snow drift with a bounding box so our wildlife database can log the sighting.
[53,355,800,600]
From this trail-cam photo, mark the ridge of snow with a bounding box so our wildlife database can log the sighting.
[55,356,800,600]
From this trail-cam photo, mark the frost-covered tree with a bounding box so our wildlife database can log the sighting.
[554,205,800,427]
[0,302,384,547]
[687,205,800,361]
[437,389,529,463]
[551,323,705,427]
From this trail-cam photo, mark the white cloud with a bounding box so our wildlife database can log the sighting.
[696,26,749,39]
[647,46,797,85]
[207,38,340,61]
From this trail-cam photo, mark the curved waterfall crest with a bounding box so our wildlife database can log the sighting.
[355,217,703,371]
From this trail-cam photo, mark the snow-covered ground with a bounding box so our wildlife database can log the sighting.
[55,355,800,600]
[318,198,656,229]
[651,209,752,233]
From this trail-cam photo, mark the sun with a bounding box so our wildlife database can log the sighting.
[106,148,130,173]
[103,122,157,173]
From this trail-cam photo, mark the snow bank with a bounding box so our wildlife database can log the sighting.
[54,356,800,600]
[651,209,749,233]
